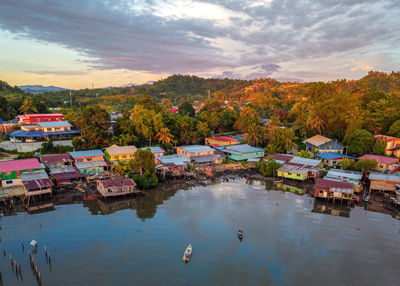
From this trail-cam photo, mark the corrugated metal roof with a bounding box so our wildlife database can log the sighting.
[178,145,214,153]
[75,161,107,169]
[205,136,237,143]
[9,130,81,137]
[140,146,165,153]
[369,172,400,182]
[21,170,49,181]
[225,144,264,153]
[358,154,399,165]
[98,177,136,187]
[191,154,221,163]
[157,155,190,166]
[70,150,105,158]
[314,178,354,193]
[40,154,72,165]
[0,158,43,173]
[315,152,356,160]
[105,144,137,155]
[289,156,321,167]
[325,169,362,181]
[303,135,331,146]
[37,121,72,128]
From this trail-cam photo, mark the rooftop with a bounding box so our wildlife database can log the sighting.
[225,144,264,154]
[278,162,320,175]
[21,170,50,181]
[374,134,400,142]
[98,177,136,188]
[70,150,105,158]
[140,146,165,154]
[325,169,362,180]
[40,154,72,165]
[178,145,214,153]
[157,155,190,166]
[37,121,72,128]
[303,135,332,146]
[0,158,43,173]
[358,154,399,165]
[206,136,237,143]
[75,161,108,169]
[24,113,64,117]
[369,172,400,182]
[105,144,137,155]
[9,130,81,138]
[314,178,354,193]
[266,154,293,164]
[289,156,321,167]
[315,152,356,160]
[191,154,221,163]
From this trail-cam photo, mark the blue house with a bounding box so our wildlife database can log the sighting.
[303,135,343,153]
[315,152,356,166]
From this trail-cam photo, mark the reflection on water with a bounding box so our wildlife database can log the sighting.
[275,182,305,195]
[312,199,351,218]
[0,179,399,286]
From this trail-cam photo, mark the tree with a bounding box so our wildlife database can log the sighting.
[161,98,173,109]
[297,150,313,158]
[372,140,386,155]
[354,159,378,172]
[131,149,158,188]
[178,100,195,117]
[155,127,174,145]
[345,129,374,156]
[19,98,38,114]
[256,158,281,177]
[266,126,297,154]
[244,123,265,146]
[388,120,400,137]
[338,158,355,170]
[234,107,260,133]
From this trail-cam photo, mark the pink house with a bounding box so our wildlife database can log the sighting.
[358,154,399,171]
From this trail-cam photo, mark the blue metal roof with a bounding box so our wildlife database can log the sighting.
[37,121,72,128]
[179,145,214,153]
[315,152,356,160]
[140,146,165,153]
[222,144,264,154]
[9,130,81,138]
[69,150,105,158]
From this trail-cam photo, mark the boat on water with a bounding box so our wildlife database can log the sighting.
[183,244,192,262]
[238,229,243,240]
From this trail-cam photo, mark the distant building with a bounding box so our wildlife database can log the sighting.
[303,135,343,153]
[156,155,191,167]
[140,146,166,157]
[277,157,322,181]
[219,144,264,161]
[9,120,81,142]
[374,134,400,158]
[205,136,237,148]
[40,154,84,186]
[230,134,245,143]
[324,169,362,185]
[21,170,53,198]
[17,113,64,125]
[96,177,137,198]
[105,145,137,162]
[176,145,222,164]
[315,152,356,166]
[168,108,179,115]
[70,150,111,177]
[358,154,399,172]
[369,172,400,192]
[314,178,356,202]
[0,158,44,188]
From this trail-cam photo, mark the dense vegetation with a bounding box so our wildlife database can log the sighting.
[1,71,400,158]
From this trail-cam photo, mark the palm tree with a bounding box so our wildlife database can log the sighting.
[155,127,174,145]
[19,98,38,114]
[244,124,264,146]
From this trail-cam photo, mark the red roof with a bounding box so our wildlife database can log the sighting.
[168,108,179,114]
[0,158,43,173]
[40,154,72,165]
[358,154,399,165]
[52,171,85,180]
[98,177,136,187]
[374,134,400,142]
[206,136,237,143]
[25,113,64,118]
[314,178,354,189]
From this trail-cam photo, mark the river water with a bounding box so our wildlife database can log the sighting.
[0,179,399,286]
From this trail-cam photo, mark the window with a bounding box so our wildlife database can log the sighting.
[6,180,12,184]
[297,174,300,177]
[77,159,83,163]
[87,158,92,161]
[122,155,127,159]
[130,154,134,158]
[288,172,291,175]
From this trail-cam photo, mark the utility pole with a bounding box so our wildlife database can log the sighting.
[69,91,72,108]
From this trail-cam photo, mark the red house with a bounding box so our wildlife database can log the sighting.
[18,113,64,125]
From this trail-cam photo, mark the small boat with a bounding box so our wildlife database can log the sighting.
[238,229,243,240]
[183,244,192,262]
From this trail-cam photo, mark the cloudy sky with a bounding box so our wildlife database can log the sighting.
[0,0,399,89]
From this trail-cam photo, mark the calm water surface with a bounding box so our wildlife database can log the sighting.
[0,179,399,286]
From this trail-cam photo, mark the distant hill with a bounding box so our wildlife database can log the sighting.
[19,85,69,94]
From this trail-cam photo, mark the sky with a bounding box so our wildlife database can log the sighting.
[0,0,399,89]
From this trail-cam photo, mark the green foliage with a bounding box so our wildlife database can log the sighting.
[297,150,313,158]
[266,127,297,153]
[372,140,386,155]
[178,100,195,117]
[133,171,158,189]
[345,129,374,156]
[188,164,196,172]
[255,158,282,177]
[338,158,355,170]
[388,120,400,137]
[354,158,378,172]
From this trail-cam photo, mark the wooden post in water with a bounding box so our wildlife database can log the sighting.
[21,241,24,253]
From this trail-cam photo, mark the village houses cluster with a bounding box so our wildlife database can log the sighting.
[0,113,400,208]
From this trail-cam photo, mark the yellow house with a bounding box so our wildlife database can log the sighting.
[105,145,137,162]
